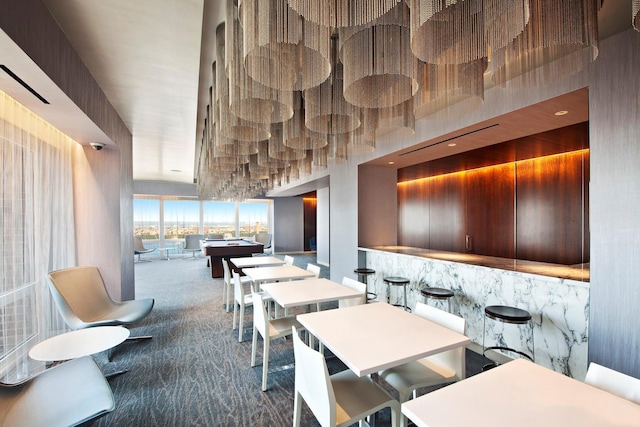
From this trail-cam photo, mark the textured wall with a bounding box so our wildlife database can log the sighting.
[589,29,640,378]
[273,197,304,252]
[0,0,134,300]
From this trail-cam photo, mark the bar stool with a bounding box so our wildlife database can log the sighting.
[354,268,376,303]
[421,287,454,313]
[383,276,410,312]
[482,305,534,370]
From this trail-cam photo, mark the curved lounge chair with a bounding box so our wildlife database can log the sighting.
[0,356,114,426]
[134,236,155,262]
[47,266,155,360]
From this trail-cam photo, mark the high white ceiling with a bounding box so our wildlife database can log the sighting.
[42,0,226,184]
[1,1,633,187]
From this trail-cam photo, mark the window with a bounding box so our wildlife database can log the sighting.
[238,202,269,238]
[203,201,236,238]
[133,199,159,240]
[133,197,273,250]
[164,200,200,239]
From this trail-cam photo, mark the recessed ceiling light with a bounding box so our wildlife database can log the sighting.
[170,169,182,173]
[388,161,395,165]
[448,143,457,147]
[555,110,569,116]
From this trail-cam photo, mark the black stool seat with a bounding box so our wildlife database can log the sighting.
[421,287,454,300]
[354,268,375,275]
[485,305,531,324]
[383,277,410,285]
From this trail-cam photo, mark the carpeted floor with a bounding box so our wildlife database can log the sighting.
[92,253,483,426]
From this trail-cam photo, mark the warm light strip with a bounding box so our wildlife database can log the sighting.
[397,148,589,185]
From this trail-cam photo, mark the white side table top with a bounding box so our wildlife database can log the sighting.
[261,278,362,308]
[242,265,315,283]
[401,358,640,427]
[297,302,470,377]
[29,326,130,362]
[229,256,285,269]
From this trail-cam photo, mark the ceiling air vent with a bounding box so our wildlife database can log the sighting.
[0,65,50,104]
[400,123,500,156]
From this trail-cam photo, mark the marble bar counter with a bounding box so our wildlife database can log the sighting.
[360,246,590,379]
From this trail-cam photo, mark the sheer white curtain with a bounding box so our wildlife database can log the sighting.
[0,90,76,382]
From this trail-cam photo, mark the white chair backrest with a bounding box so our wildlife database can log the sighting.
[284,255,294,266]
[233,271,245,303]
[222,258,231,286]
[306,263,321,278]
[292,325,336,426]
[184,234,204,249]
[584,362,640,404]
[134,236,147,251]
[340,277,367,308]
[48,266,117,330]
[252,292,268,337]
[255,233,272,248]
[414,302,466,381]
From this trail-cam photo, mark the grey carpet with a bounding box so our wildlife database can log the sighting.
[92,253,483,426]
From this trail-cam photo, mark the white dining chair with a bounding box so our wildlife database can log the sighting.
[284,255,295,266]
[222,258,251,313]
[378,302,466,427]
[232,271,255,342]
[306,263,321,278]
[339,277,367,308]
[251,292,303,391]
[292,325,399,427]
[584,362,640,404]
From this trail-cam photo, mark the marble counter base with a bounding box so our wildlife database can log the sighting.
[361,248,589,379]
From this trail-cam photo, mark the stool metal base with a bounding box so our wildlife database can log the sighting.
[482,305,534,369]
[355,268,377,303]
[384,277,410,312]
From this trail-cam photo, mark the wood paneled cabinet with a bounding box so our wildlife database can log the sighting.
[398,150,589,266]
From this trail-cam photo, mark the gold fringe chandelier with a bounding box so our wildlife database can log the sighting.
[197,0,603,200]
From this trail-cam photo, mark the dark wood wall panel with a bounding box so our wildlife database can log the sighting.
[515,151,588,265]
[465,164,515,258]
[398,181,429,247]
[428,174,466,252]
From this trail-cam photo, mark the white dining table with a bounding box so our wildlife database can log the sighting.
[401,358,640,427]
[229,256,285,269]
[242,265,315,284]
[296,302,470,377]
[261,278,362,309]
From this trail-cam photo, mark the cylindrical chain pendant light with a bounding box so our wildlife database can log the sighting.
[362,97,415,141]
[340,1,418,108]
[409,0,486,65]
[283,92,328,150]
[490,0,600,88]
[633,0,640,31]
[414,57,486,120]
[287,0,400,28]
[239,0,331,91]
[303,37,361,135]
[268,123,307,161]
[484,0,529,53]
[226,0,293,125]
[215,24,270,143]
